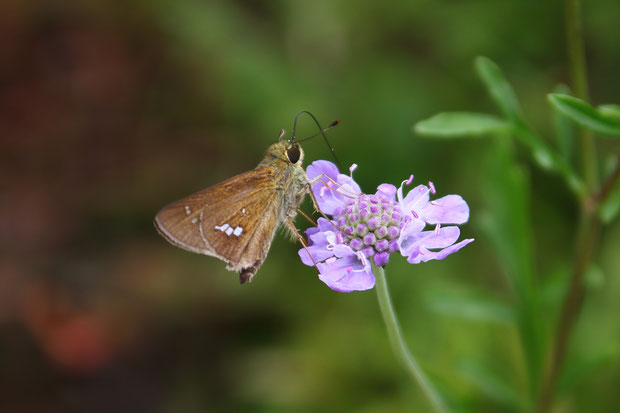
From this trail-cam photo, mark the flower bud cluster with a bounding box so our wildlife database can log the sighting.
[332,194,404,267]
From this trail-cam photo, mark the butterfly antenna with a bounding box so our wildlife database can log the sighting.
[296,119,340,142]
[291,110,341,169]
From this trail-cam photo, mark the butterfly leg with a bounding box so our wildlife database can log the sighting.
[305,172,361,220]
[303,172,361,234]
[296,208,317,226]
[307,173,362,198]
[286,217,320,269]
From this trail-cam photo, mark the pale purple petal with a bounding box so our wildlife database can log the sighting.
[317,252,375,292]
[376,183,397,199]
[333,244,354,257]
[397,218,426,256]
[298,244,335,266]
[420,195,470,225]
[304,225,321,243]
[336,173,362,195]
[419,226,461,249]
[307,161,361,214]
[399,226,461,258]
[307,160,339,182]
[314,217,336,234]
[298,218,339,266]
[399,184,430,218]
[407,238,474,264]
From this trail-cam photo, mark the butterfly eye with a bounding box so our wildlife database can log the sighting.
[286,145,301,164]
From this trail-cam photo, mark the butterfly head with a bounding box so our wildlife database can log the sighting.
[266,140,304,166]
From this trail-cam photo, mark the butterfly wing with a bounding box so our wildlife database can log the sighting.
[154,167,282,280]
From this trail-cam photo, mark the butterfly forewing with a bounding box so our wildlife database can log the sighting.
[155,167,280,266]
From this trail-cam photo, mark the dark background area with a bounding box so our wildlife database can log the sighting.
[1,1,619,412]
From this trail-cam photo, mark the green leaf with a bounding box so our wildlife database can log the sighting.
[598,104,620,120]
[548,94,620,137]
[474,56,523,122]
[414,112,511,137]
[424,289,516,325]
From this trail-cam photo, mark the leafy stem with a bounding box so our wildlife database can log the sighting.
[538,160,617,413]
[565,0,598,189]
[537,1,602,412]
[374,265,450,413]
[537,210,601,413]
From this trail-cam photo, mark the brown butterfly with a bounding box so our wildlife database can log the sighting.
[154,115,338,284]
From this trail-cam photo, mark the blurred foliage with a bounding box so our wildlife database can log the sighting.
[1,0,619,412]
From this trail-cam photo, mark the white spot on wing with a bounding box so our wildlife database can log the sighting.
[215,223,230,232]
[215,223,242,237]
[191,217,198,224]
[184,205,191,215]
[242,208,246,214]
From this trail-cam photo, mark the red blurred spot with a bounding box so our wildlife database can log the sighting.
[20,282,114,374]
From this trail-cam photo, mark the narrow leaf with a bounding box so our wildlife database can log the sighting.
[414,112,511,138]
[474,56,523,122]
[598,104,620,120]
[548,94,620,137]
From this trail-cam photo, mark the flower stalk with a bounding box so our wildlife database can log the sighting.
[374,265,449,413]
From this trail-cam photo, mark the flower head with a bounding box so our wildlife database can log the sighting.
[299,161,474,292]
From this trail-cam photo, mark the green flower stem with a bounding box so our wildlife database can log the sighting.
[374,265,449,413]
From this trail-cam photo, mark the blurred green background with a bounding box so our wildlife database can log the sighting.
[1,0,619,412]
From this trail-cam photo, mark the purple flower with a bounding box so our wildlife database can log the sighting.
[298,161,474,292]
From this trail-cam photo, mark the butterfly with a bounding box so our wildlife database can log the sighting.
[155,115,339,284]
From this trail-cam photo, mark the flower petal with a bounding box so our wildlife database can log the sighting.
[399,184,430,218]
[419,226,461,249]
[397,218,426,256]
[399,225,464,260]
[407,238,474,264]
[420,195,470,224]
[307,161,361,214]
[317,253,375,292]
[298,218,341,266]
[298,245,335,266]
[376,183,397,199]
[306,160,339,181]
